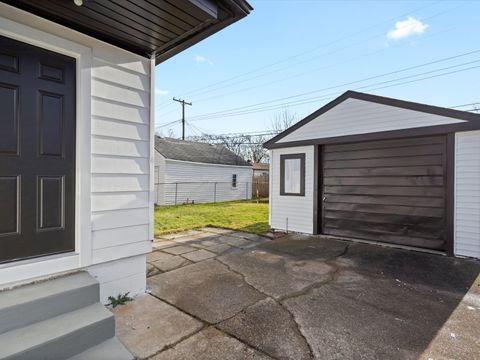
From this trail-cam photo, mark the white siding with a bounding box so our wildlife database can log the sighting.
[455,131,480,259]
[279,98,466,143]
[156,159,253,205]
[90,49,152,265]
[87,255,146,303]
[270,146,314,234]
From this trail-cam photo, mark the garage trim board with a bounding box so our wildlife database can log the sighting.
[265,91,480,258]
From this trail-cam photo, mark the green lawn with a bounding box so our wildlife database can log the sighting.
[154,199,269,236]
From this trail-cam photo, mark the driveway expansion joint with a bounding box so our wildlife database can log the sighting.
[215,257,319,360]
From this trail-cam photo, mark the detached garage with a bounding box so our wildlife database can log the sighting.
[265,91,480,259]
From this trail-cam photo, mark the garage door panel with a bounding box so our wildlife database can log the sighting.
[324,165,444,177]
[324,202,444,218]
[322,135,447,250]
[324,155,442,169]
[323,136,445,153]
[323,227,445,250]
[324,210,445,229]
[324,185,445,197]
[325,194,444,208]
[324,176,444,187]
[325,218,444,240]
[323,144,444,161]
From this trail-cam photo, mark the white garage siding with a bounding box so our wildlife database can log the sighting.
[455,131,480,258]
[270,146,314,234]
[155,159,253,205]
[278,98,466,143]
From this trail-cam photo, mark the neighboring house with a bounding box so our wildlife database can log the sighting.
[154,137,253,205]
[253,163,270,177]
[0,1,251,357]
[265,90,480,260]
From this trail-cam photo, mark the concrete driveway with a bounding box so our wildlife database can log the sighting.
[114,230,480,360]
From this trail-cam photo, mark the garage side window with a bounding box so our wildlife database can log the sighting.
[280,153,305,196]
[232,174,238,188]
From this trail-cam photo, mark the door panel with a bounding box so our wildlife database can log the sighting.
[0,35,76,263]
[0,84,19,154]
[322,136,447,251]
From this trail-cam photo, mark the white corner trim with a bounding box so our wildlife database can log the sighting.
[0,14,93,275]
[148,56,156,242]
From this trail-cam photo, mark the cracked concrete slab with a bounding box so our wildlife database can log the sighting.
[258,234,348,260]
[335,241,480,295]
[283,270,479,360]
[218,236,254,248]
[147,263,161,277]
[147,259,266,323]
[151,327,273,360]
[206,243,233,254]
[218,249,334,299]
[181,249,216,262]
[162,245,197,255]
[152,240,177,250]
[113,295,203,359]
[218,298,311,360]
[150,252,192,272]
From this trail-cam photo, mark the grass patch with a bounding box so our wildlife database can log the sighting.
[154,199,269,236]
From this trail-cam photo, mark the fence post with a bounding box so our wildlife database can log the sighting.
[214,182,217,203]
[174,183,178,205]
[245,182,248,200]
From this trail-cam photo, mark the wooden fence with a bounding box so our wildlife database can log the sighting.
[252,174,269,198]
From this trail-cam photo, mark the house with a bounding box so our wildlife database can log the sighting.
[253,162,270,177]
[0,0,251,357]
[264,90,480,260]
[154,137,253,205]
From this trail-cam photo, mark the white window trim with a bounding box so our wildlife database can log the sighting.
[0,14,92,287]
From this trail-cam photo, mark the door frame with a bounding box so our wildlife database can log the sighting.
[0,13,92,286]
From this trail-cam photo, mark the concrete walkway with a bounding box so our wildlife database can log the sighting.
[114,230,480,360]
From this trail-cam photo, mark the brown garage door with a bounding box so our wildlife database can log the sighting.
[322,136,447,250]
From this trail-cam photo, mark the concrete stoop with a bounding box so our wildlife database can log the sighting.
[0,272,133,360]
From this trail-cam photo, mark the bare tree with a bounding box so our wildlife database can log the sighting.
[186,133,269,163]
[270,107,297,134]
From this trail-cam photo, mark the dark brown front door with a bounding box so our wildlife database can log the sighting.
[0,35,76,263]
[322,136,447,250]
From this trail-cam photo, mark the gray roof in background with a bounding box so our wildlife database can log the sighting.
[155,137,251,167]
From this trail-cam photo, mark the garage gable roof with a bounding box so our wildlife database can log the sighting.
[264,91,480,149]
[155,137,251,166]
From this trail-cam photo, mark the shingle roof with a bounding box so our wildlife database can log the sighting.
[155,137,251,166]
[253,163,269,170]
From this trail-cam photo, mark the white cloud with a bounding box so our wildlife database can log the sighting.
[387,16,428,41]
[155,88,169,96]
[195,55,213,65]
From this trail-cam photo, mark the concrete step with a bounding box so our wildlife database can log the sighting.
[0,272,99,334]
[68,337,133,360]
[0,302,114,360]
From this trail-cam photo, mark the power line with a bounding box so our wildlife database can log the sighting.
[155,119,181,129]
[184,59,480,122]
[157,1,443,106]
[183,50,480,121]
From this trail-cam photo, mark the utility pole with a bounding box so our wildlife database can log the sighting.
[172,97,192,140]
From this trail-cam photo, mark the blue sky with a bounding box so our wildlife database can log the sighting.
[154,0,480,138]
